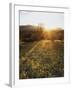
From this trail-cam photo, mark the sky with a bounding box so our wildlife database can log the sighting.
[19,11,64,29]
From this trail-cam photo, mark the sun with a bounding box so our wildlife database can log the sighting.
[44,27,60,31]
[44,26,52,31]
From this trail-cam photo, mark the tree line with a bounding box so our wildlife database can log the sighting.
[19,25,64,42]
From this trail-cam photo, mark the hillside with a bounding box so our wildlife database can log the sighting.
[19,25,64,42]
[19,25,64,79]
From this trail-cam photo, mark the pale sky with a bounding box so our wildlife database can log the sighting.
[19,11,64,29]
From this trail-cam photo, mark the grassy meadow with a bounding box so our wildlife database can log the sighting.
[19,25,64,79]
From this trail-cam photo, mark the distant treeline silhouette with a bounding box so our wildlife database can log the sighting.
[19,25,64,42]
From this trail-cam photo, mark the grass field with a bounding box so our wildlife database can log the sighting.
[19,40,64,79]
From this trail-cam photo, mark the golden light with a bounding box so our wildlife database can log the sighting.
[44,26,52,31]
[44,26,60,31]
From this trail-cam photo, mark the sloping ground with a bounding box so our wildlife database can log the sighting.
[19,40,64,79]
[19,25,64,41]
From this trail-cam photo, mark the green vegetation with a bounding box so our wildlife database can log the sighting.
[19,25,64,79]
